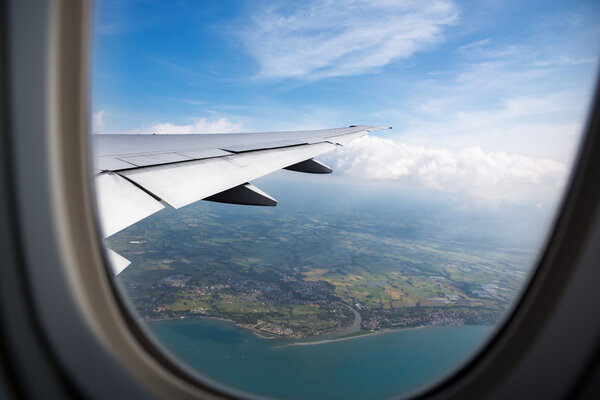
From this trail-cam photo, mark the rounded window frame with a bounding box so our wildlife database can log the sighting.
[3,1,600,398]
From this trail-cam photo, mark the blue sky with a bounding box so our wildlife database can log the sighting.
[92,0,600,207]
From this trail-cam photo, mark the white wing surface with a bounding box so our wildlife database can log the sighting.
[94,125,389,274]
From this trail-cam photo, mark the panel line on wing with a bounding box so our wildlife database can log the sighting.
[95,172,165,238]
[115,172,163,202]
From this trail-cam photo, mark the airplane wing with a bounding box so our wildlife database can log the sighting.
[94,125,390,274]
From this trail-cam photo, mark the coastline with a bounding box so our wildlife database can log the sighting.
[146,315,281,339]
[148,316,489,348]
[144,302,364,341]
[286,325,431,346]
[146,312,486,347]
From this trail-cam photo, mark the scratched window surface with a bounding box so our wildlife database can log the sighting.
[91,1,600,399]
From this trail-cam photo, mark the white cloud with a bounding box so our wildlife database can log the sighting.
[369,9,599,162]
[241,0,458,80]
[92,110,105,133]
[457,38,491,54]
[128,117,243,134]
[323,136,567,207]
[179,99,206,105]
[374,40,595,162]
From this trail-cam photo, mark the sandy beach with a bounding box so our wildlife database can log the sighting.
[287,325,430,346]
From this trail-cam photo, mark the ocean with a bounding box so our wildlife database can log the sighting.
[149,318,492,399]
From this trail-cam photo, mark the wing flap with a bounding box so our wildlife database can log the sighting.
[95,172,164,238]
[118,142,335,209]
[105,248,132,276]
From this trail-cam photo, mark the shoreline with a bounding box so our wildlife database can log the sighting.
[145,302,364,341]
[146,315,281,338]
[286,325,432,347]
[146,315,488,346]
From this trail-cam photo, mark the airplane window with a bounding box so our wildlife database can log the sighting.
[91,1,599,399]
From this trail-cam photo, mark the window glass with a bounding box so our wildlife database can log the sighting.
[92,1,600,398]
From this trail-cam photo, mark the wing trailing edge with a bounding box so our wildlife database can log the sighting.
[116,142,335,209]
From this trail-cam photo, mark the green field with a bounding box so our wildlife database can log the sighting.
[110,182,535,337]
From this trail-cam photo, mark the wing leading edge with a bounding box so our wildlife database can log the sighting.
[94,125,390,274]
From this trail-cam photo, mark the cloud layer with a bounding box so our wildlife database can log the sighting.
[241,0,458,80]
[323,136,567,206]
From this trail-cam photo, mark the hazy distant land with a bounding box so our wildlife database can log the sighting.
[110,179,543,340]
